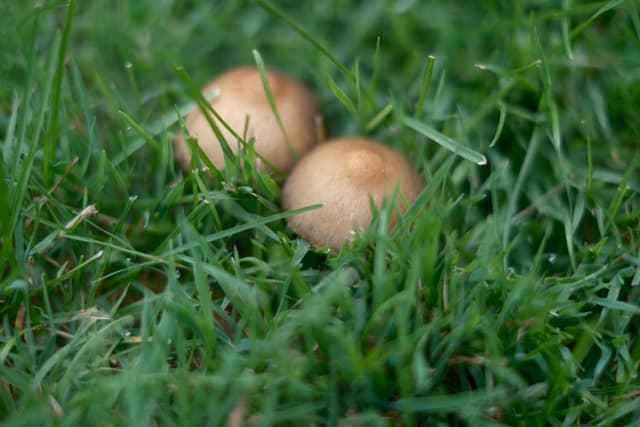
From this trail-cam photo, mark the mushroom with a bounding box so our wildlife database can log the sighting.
[281,137,423,252]
[174,66,321,173]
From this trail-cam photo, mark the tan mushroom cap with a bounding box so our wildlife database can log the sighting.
[174,66,321,173]
[281,137,423,252]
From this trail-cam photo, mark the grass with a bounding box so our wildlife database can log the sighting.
[1,0,639,425]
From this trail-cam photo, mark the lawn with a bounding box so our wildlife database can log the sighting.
[1,0,640,425]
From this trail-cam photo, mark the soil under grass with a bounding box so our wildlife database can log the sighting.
[1,1,639,425]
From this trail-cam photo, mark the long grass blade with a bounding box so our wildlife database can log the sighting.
[403,117,487,165]
[43,0,75,183]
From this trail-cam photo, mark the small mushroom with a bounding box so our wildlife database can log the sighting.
[281,137,423,252]
[174,66,321,173]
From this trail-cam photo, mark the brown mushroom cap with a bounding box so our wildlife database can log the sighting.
[174,66,320,173]
[281,137,423,252]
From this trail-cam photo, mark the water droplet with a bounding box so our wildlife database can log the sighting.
[548,253,557,264]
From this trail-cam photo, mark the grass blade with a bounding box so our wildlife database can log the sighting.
[252,49,295,159]
[364,103,393,132]
[591,297,640,314]
[394,387,508,413]
[570,0,625,39]
[403,117,487,165]
[43,0,75,183]
[414,55,436,119]
[254,0,351,78]
[328,78,358,117]
[118,110,161,153]
[488,101,506,147]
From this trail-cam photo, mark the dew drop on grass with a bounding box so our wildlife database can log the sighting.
[548,253,557,264]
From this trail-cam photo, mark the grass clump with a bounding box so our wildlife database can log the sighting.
[1,0,639,425]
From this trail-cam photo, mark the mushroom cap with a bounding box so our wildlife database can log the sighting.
[281,137,423,252]
[174,66,320,173]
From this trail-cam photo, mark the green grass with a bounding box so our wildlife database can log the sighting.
[1,0,640,425]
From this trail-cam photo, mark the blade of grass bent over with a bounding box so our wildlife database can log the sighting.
[403,117,487,165]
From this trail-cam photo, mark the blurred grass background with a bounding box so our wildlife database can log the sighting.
[1,0,640,425]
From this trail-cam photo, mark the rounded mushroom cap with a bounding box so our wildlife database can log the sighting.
[174,66,320,173]
[281,137,423,252]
